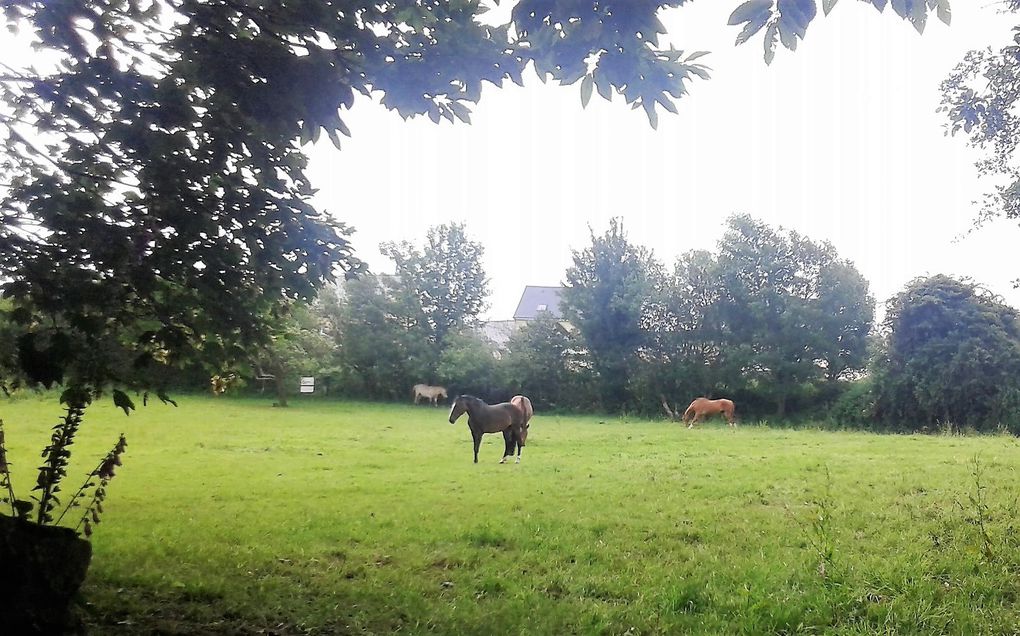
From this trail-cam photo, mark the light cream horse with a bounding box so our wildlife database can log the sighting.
[683,397,736,429]
[413,383,448,406]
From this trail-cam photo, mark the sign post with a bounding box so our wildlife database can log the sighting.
[299,377,315,394]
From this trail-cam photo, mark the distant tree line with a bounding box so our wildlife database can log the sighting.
[4,215,1019,434]
[182,217,1020,433]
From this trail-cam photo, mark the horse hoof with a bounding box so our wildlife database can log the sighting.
[499,457,507,464]
[515,457,521,464]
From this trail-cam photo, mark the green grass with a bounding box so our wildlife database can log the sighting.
[3,395,1020,634]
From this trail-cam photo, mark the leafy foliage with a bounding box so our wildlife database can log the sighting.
[562,219,661,411]
[381,222,489,351]
[730,0,951,64]
[326,274,436,400]
[1,1,365,397]
[503,312,584,410]
[437,330,506,400]
[872,275,1020,431]
[252,303,337,405]
[639,249,727,407]
[713,215,874,416]
[0,0,954,396]
[940,17,1020,241]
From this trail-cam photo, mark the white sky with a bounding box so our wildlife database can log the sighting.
[305,2,1020,321]
[3,3,1016,321]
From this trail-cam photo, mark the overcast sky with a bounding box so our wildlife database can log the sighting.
[305,2,1019,320]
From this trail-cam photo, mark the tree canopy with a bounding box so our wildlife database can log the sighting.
[940,4,1020,235]
[0,0,953,395]
[713,215,874,415]
[381,222,489,350]
[872,275,1020,431]
[563,218,659,410]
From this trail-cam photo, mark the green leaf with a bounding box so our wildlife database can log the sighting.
[14,499,33,519]
[735,11,771,46]
[157,391,179,407]
[688,66,711,80]
[59,387,92,408]
[763,21,779,64]
[935,0,950,26]
[656,94,678,115]
[112,390,136,416]
[449,101,472,124]
[643,101,659,130]
[580,74,594,107]
[337,117,352,138]
[778,0,816,43]
[594,71,612,101]
[728,0,774,26]
[326,127,343,150]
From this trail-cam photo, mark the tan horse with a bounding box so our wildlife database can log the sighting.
[510,395,534,448]
[683,397,736,429]
[413,384,447,406]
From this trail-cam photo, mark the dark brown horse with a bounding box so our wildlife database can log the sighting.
[449,395,526,464]
[683,397,736,429]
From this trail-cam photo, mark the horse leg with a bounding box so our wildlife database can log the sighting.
[501,428,514,464]
[682,407,694,428]
[472,431,482,464]
[513,423,524,464]
[688,413,700,429]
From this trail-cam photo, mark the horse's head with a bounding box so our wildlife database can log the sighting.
[438,387,448,400]
[448,395,471,424]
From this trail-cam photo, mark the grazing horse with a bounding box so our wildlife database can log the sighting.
[510,395,534,449]
[413,383,448,406]
[449,395,526,464]
[683,397,736,429]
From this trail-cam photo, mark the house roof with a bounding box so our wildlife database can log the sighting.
[513,286,565,320]
[479,320,520,349]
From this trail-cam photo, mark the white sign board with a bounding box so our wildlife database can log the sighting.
[299,376,315,394]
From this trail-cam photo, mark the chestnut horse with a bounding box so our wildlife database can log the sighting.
[413,383,447,406]
[449,395,526,464]
[510,395,534,448]
[683,397,736,429]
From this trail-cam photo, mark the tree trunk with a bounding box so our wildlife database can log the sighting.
[273,372,288,407]
[776,392,787,418]
[660,395,678,421]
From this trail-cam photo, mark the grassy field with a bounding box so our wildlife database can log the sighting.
[3,394,1020,635]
